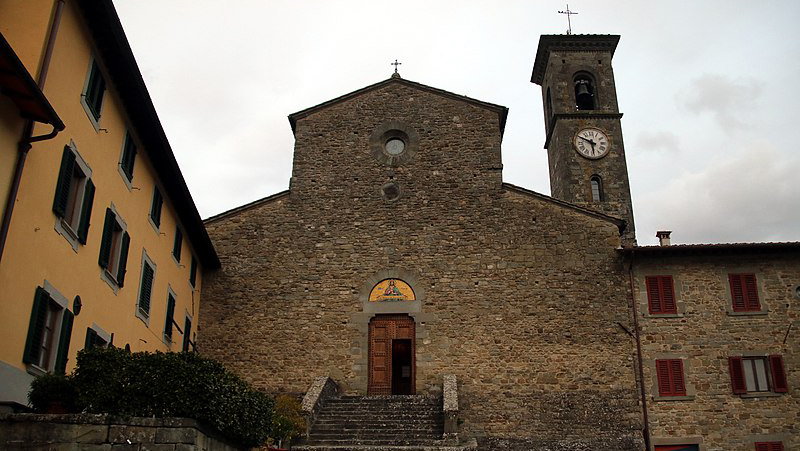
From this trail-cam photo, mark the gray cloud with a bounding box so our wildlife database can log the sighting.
[636,144,800,245]
[634,131,680,154]
[679,74,763,131]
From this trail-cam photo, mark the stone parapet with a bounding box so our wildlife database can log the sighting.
[0,413,245,451]
[301,376,339,439]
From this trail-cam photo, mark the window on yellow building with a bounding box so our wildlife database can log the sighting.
[119,131,137,184]
[189,256,197,288]
[172,227,183,262]
[82,59,106,123]
[23,286,74,374]
[53,144,94,248]
[137,255,156,321]
[98,207,130,288]
[149,186,163,230]
[163,292,177,344]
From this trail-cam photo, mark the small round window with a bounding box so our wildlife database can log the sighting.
[385,138,406,156]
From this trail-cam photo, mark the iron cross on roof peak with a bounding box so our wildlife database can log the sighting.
[558,3,579,35]
[391,59,402,77]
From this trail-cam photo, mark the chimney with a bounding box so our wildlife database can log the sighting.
[656,230,672,246]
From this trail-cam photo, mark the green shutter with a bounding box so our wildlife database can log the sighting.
[139,263,154,315]
[86,61,105,120]
[172,228,183,261]
[122,133,137,181]
[164,294,175,340]
[182,317,192,352]
[84,327,98,349]
[52,146,76,218]
[116,231,130,286]
[150,188,162,228]
[54,310,74,374]
[189,257,197,287]
[76,178,95,244]
[98,208,115,269]
[23,287,50,364]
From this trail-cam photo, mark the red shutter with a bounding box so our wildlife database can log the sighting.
[656,359,685,396]
[743,274,760,310]
[754,444,769,451]
[646,276,677,314]
[729,356,747,394]
[768,355,788,393]
[729,274,747,311]
[646,277,661,314]
[755,443,784,451]
[661,276,677,313]
[670,359,686,395]
[771,443,784,451]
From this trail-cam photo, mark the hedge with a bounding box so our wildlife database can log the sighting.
[57,347,275,447]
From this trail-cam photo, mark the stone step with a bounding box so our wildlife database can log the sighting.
[311,421,443,430]
[293,438,478,451]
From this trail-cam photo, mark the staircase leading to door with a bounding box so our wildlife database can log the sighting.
[293,395,476,451]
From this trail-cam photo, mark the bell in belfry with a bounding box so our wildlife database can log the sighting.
[575,79,594,110]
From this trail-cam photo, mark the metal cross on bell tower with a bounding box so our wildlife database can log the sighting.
[558,4,579,35]
[391,59,402,74]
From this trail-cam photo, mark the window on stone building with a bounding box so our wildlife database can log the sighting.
[729,355,787,394]
[728,273,760,311]
[53,144,95,246]
[655,446,699,451]
[755,442,784,451]
[656,359,686,396]
[23,286,74,374]
[98,207,131,287]
[646,276,677,314]
[590,175,603,202]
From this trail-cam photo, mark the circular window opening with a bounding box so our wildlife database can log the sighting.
[385,138,406,156]
[381,182,401,202]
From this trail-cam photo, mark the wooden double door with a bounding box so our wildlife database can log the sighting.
[368,315,416,395]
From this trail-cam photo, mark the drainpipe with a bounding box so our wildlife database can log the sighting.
[0,0,65,264]
[627,250,651,451]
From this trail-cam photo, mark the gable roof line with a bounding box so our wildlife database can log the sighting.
[76,0,219,268]
[204,190,290,225]
[502,182,627,232]
[287,76,509,137]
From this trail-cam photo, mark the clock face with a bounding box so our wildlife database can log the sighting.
[574,128,610,159]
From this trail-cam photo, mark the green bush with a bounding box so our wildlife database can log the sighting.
[270,394,306,445]
[28,372,78,413]
[70,347,274,447]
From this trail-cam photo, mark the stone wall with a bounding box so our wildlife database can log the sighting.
[0,413,245,451]
[633,251,799,451]
[200,80,644,449]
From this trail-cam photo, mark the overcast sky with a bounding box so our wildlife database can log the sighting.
[114,0,800,246]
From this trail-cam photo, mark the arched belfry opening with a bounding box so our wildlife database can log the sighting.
[545,87,554,131]
[574,72,596,110]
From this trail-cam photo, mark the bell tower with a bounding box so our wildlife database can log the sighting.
[531,35,636,243]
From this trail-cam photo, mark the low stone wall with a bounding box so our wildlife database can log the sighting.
[0,413,246,451]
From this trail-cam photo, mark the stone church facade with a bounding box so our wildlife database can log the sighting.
[200,35,797,451]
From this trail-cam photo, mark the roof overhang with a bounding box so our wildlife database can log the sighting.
[75,0,219,269]
[620,241,800,258]
[0,32,64,130]
[531,34,620,85]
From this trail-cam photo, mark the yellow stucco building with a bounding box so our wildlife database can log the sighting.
[0,0,219,410]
